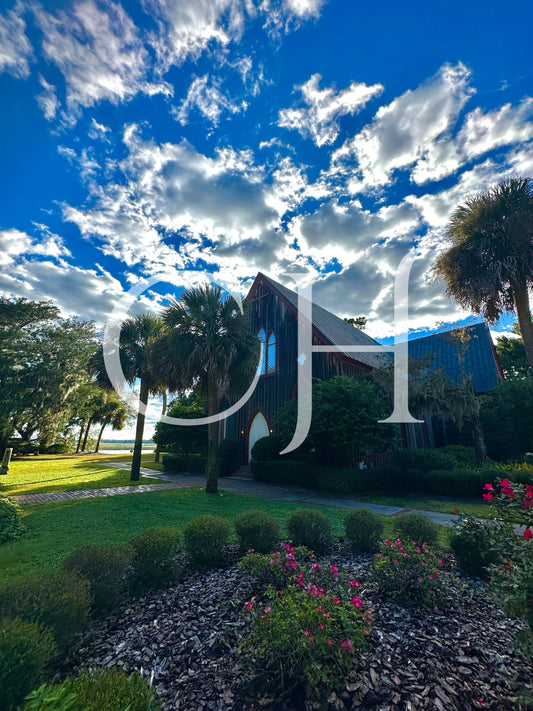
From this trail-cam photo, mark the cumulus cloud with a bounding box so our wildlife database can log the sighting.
[0,227,70,266]
[175,74,248,126]
[0,1,33,78]
[458,99,533,159]
[34,0,170,123]
[331,62,475,189]
[278,73,383,146]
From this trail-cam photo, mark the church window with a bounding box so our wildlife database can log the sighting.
[257,328,276,375]
[257,328,267,375]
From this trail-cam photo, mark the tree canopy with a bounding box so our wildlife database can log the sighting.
[433,176,533,371]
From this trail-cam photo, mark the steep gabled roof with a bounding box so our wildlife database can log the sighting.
[407,322,502,393]
[249,272,386,369]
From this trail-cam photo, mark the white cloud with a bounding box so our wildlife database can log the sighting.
[331,62,475,189]
[278,73,383,146]
[34,0,171,122]
[282,0,325,17]
[0,1,33,78]
[0,227,70,266]
[175,74,248,126]
[458,99,533,159]
[36,75,60,120]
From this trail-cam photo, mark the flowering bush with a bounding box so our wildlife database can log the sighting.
[238,544,312,588]
[481,479,533,644]
[371,538,464,611]
[240,544,371,700]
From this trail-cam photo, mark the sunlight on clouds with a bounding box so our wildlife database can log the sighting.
[34,0,171,123]
[458,99,533,159]
[331,62,474,188]
[278,73,383,146]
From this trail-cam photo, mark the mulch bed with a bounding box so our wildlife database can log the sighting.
[68,543,533,711]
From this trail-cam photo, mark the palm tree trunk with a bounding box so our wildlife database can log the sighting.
[513,281,533,372]
[131,377,149,481]
[95,421,107,453]
[205,382,219,494]
[76,421,86,453]
[81,417,93,452]
[154,390,167,463]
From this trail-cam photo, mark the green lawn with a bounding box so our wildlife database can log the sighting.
[0,454,166,496]
[356,493,494,518]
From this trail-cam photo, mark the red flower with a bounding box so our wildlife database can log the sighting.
[483,483,493,491]
[454,509,461,514]
[523,528,533,539]
[482,492,494,502]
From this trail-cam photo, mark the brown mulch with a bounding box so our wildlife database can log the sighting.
[67,544,533,711]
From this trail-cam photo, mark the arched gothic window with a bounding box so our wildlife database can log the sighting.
[256,328,276,375]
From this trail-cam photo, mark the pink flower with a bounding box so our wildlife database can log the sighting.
[482,493,494,502]
[454,509,461,514]
[328,638,334,646]
[523,528,533,539]
[351,596,363,609]
[333,597,341,605]
[329,565,339,576]
[318,623,325,630]
[323,612,331,618]
[434,606,439,612]
[245,598,256,611]
[348,579,361,588]
[483,483,493,491]
[340,638,354,653]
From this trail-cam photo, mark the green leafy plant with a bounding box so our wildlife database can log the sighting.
[393,513,439,547]
[250,435,283,462]
[371,538,463,611]
[238,545,313,589]
[128,526,182,592]
[286,509,332,554]
[22,683,79,711]
[0,570,91,653]
[62,544,131,613]
[234,510,279,553]
[0,617,58,711]
[450,513,511,578]
[0,494,25,544]
[344,508,384,553]
[182,514,231,567]
[240,544,371,704]
[65,667,159,711]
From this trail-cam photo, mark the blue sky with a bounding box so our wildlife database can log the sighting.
[1,0,532,436]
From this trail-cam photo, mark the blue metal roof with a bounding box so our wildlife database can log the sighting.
[408,322,501,393]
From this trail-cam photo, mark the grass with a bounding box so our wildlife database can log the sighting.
[0,487,420,586]
[0,454,166,496]
[356,493,495,518]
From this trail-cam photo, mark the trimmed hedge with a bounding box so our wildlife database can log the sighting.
[162,454,207,473]
[234,510,279,553]
[286,509,332,554]
[251,435,284,462]
[393,513,439,547]
[344,508,384,553]
[183,514,231,568]
[128,527,182,592]
[0,495,25,544]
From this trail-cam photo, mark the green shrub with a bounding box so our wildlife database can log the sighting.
[251,459,315,488]
[62,544,131,613]
[216,437,239,476]
[393,513,439,547]
[450,514,513,578]
[372,539,463,611]
[397,468,426,493]
[394,449,457,472]
[450,468,482,497]
[286,509,332,554]
[0,570,91,653]
[183,514,231,567]
[42,442,71,455]
[344,508,384,553]
[238,545,313,588]
[161,454,207,473]
[0,618,58,711]
[67,667,160,711]
[250,435,283,461]
[438,445,476,466]
[234,510,279,553]
[128,527,182,592]
[0,494,25,544]
[425,469,456,496]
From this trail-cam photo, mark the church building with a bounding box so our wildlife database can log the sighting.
[225,272,503,464]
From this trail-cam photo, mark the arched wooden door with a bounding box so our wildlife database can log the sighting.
[247,411,269,462]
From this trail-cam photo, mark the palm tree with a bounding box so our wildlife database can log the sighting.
[92,392,131,453]
[154,285,260,494]
[434,176,533,370]
[119,314,166,481]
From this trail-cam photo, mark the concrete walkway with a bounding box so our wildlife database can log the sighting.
[14,462,460,527]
